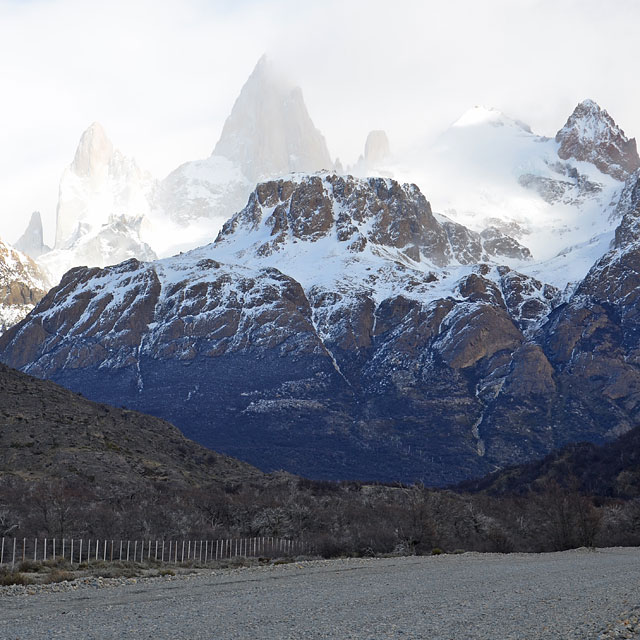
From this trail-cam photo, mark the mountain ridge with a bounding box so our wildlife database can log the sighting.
[3,172,637,484]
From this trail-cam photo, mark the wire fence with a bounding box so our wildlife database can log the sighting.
[0,536,306,569]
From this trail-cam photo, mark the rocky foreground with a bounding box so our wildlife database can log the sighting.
[2,548,640,639]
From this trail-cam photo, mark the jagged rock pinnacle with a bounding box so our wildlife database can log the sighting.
[71,122,114,179]
[364,131,391,165]
[556,99,640,180]
[212,56,332,182]
[15,211,50,259]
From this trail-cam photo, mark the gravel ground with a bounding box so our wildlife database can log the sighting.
[2,548,640,639]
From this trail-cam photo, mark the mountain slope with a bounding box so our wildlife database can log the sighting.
[0,361,261,493]
[3,174,633,485]
[460,422,640,499]
[38,123,157,283]
[393,100,634,290]
[0,238,50,332]
[556,99,639,180]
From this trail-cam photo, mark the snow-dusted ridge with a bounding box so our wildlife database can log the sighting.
[4,168,639,484]
[0,238,50,332]
[375,100,638,290]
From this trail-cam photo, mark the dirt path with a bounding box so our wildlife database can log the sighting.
[2,548,640,639]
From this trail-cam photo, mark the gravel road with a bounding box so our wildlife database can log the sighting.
[2,548,640,639]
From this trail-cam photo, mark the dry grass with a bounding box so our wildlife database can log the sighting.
[46,569,74,583]
[0,568,34,586]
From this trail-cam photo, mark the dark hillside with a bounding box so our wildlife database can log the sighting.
[458,425,640,498]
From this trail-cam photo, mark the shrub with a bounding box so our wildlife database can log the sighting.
[18,560,42,573]
[47,569,73,583]
[0,571,34,586]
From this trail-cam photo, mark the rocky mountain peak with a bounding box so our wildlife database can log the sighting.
[212,56,332,182]
[49,122,156,277]
[364,130,391,165]
[215,173,531,267]
[15,211,50,259]
[0,237,49,332]
[555,99,639,180]
[70,121,114,180]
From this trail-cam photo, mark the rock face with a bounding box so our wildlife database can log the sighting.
[364,130,391,165]
[0,238,49,333]
[54,122,154,250]
[150,56,335,247]
[37,122,157,283]
[15,211,51,259]
[556,99,640,181]
[215,175,532,267]
[213,56,333,183]
[350,130,393,178]
[5,173,630,486]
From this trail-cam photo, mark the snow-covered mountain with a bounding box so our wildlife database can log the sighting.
[390,100,638,290]
[0,237,49,332]
[34,56,337,280]
[213,55,333,182]
[5,65,640,484]
[38,122,157,283]
[2,174,608,485]
[556,99,639,180]
[148,55,334,254]
[54,122,155,250]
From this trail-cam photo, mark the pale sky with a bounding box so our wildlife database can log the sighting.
[1,0,639,245]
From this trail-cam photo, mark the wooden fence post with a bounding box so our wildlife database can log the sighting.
[1,537,4,565]
[12,538,16,568]
[181,540,185,563]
